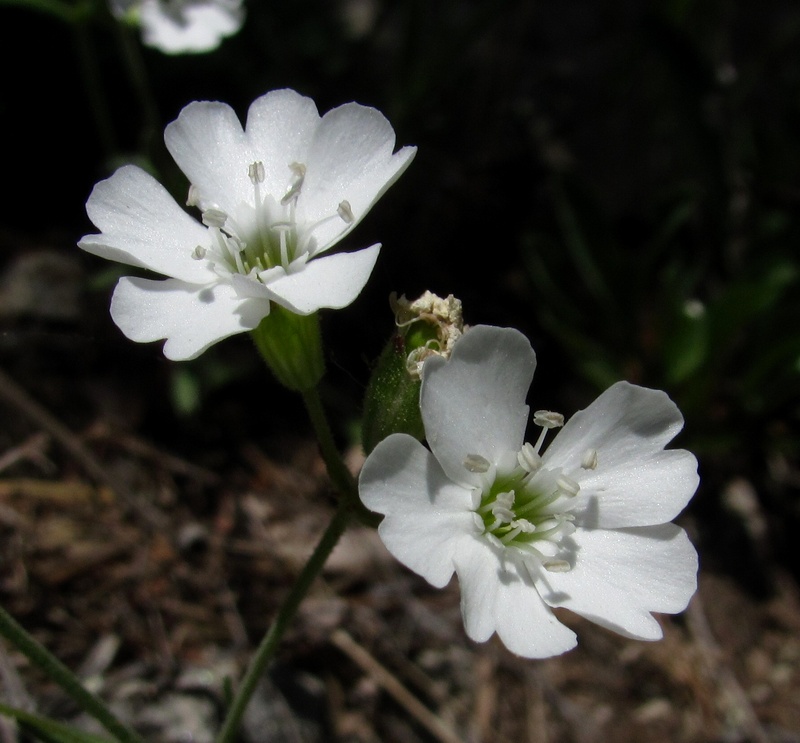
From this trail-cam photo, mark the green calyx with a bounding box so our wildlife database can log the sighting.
[361,332,425,455]
[251,305,325,392]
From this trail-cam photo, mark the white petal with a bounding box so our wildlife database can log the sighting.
[80,165,213,284]
[538,524,698,640]
[421,326,535,487]
[165,101,252,216]
[453,539,577,658]
[139,0,244,54]
[264,245,380,314]
[359,434,475,589]
[544,381,699,528]
[244,90,321,198]
[298,103,416,253]
[110,276,269,360]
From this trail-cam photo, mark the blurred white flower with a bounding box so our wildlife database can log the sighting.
[110,0,245,54]
[359,325,699,658]
[79,89,415,359]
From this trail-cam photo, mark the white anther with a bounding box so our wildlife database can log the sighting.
[464,454,491,473]
[556,476,580,497]
[281,162,306,204]
[248,161,265,184]
[510,519,536,533]
[191,245,207,260]
[533,410,564,429]
[337,200,355,224]
[517,442,542,473]
[187,184,200,207]
[543,559,571,573]
[581,448,598,470]
[471,513,485,532]
[495,491,514,508]
[289,162,306,179]
[202,207,228,229]
[491,506,515,524]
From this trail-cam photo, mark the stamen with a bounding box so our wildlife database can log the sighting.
[517,442,542,473]
[248,161,265,184]
[533,410,564,429]
[464,454,491,473]
[187,184,200,207]
[202,208,228,229]
[279,229,289,269]
[556,476,580,497]
[191,245,207,260]
[581,449,598,470]
[337,200,355,224]
[510,519,536,533]
[500,519,535,544]
[281,162,306,205]
[543,559,571,573]
[490,507,515,525]
[531,411,563,454]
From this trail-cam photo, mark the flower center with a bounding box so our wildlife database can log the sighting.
[188,161,353,284]
[465,410,598,574]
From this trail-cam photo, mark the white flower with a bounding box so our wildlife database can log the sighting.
[79,89,416,360]
[110,0,245,54]
[359,325,699,659]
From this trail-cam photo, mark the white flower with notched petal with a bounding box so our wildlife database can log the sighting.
[110,0,245,54]
[359,325,699,659]
[79,89,415,360]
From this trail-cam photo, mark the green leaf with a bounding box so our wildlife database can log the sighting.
[0,702,116,743]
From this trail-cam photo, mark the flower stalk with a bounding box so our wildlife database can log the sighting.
[215,501,351,743]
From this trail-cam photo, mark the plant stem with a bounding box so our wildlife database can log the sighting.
[0,605,145,743]
[301,386,380,527]
[301,386,358,501]
[214,501,351,743]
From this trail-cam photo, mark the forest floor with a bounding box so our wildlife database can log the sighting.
[1,240,799,743]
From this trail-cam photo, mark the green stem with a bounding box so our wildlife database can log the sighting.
[216,382,380,741]
[301,386,380,527]
[0,605,145,743]
[214,501,352,743]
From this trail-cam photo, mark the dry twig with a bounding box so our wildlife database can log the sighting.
[330,628,463,743]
